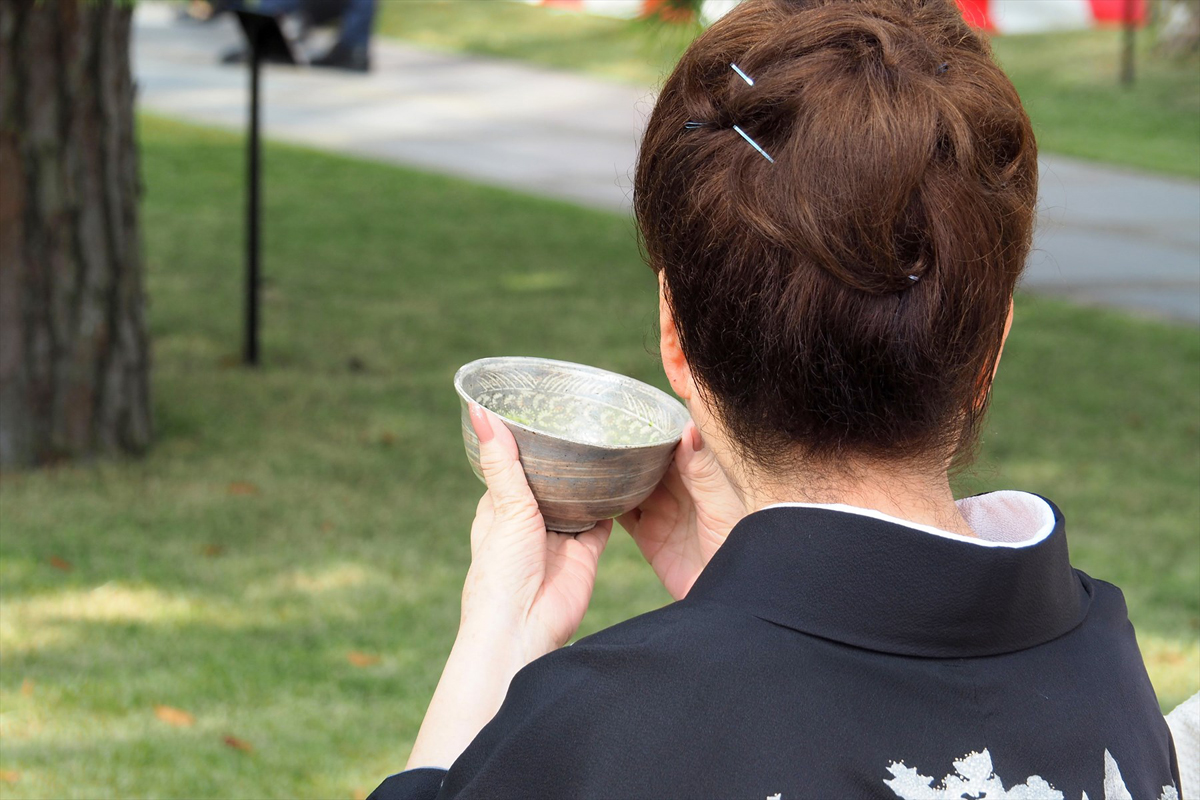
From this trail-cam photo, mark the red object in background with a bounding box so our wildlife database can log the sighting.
[951,0,1146,31]
[642,0,695,22]
[1089,0,1147,24]
[955,0,993,30]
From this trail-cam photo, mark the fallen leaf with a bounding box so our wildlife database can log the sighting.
[223,734,254,753]
[155,705,195,727]
[49,556,73,571]
[320,520,334,533]
[201,544,225,557]
[0,770,19,783]
[347,651,381,668]
[228,481,259,496]
[217,354,241,369]
[20,679,33,697]
[352,790,369,800]
[378,431,397,446]
[1153,649,1186,666]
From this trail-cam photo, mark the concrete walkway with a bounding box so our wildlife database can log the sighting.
[133,3,1200,323]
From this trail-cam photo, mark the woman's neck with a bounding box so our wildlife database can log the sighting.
[719,447,976,539]
[757,475,975,538]
[685,399,976,539]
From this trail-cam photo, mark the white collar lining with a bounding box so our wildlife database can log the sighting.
[761,491,1055,549]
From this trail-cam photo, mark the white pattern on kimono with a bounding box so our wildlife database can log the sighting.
[884,748,1178,800]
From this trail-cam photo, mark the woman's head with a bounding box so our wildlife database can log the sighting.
[636,0,1038,477]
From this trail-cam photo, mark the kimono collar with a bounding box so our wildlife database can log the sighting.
[685,492,1091,658]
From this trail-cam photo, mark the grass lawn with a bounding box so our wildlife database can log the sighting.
[376,2,1200,178]
[990,29,1200,179]
[0,115,1197,798]
[375,0,704,86]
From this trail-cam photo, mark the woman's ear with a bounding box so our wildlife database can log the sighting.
[659,273,693,401]
[992,298,1015,382]
[976,298,1015,409]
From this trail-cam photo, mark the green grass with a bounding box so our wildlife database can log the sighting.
[375,0,702,85]
[990,29,1200,179]
[376,2,1200,178]
[0,116,1196,798]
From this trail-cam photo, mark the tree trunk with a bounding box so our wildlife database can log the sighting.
[0,0,152,469]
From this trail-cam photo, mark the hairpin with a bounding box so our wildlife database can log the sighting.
[730,62,755,86]
[936,62,950,75]
[732,124,774,163]
[680,65,776,164]
[908,274,920,283]
[730,64,774,163]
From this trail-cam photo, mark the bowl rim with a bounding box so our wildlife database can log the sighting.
[454,356,689,451]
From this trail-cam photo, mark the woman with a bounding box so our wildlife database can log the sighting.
[370,0,1187,796]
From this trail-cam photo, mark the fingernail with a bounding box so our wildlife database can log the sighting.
[470,402,494,444]
[690,422,704,451]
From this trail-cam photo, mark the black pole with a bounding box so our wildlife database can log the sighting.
[1120,0,1137,86]
[245,36,261,366]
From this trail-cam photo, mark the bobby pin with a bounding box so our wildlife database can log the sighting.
[681,65,774,163]
[732,124,774,163]
[730,64,772,163]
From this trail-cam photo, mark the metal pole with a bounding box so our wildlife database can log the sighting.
[1121,0,1137,86]
[245,37,261,366]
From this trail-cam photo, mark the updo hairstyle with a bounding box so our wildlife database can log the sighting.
[634,0,1039,472]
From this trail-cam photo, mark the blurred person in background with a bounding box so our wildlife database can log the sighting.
[216,0,376,72]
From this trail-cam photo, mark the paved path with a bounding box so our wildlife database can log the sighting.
[133,3,1200,323]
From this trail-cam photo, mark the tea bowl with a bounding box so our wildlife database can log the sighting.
[454,357,690,533]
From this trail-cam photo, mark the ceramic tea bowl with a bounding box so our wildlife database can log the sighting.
[454,357,690,533]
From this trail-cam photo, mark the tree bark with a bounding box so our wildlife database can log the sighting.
[0,0,152,469]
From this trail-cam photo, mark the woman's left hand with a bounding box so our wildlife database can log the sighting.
[405,403,611,770]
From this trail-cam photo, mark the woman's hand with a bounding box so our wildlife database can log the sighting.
[618,420,745,600]
[405,403,611,771]
[461,403,612,659]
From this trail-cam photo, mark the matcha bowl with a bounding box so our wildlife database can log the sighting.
[454,357,690,533]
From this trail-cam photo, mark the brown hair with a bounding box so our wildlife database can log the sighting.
[635,0,1038,472]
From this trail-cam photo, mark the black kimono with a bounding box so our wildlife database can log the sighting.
[371,492,1181,799]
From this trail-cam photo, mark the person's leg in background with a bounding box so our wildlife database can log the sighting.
[311,0,375,72]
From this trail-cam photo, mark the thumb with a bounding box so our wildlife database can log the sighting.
[470,403,542,524]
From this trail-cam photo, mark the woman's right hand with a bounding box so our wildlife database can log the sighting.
[618,420,746,600]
